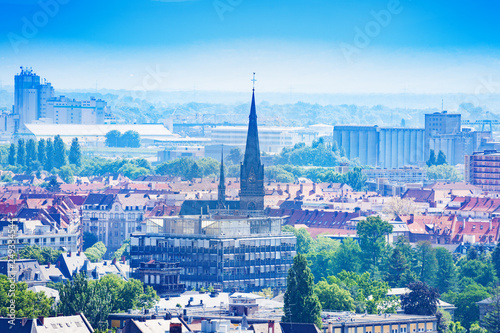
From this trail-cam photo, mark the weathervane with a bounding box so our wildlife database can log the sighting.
[251,72,256,91]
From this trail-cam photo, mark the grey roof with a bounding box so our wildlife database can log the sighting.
[0,318,35,333]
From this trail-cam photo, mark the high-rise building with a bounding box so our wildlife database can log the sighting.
[465,150,500,190]
[14,67,54,132]
[11,67,110,134]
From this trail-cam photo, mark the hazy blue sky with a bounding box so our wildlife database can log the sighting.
[1,0,500,94]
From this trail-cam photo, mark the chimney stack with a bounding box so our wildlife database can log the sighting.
[37,316,44,325]
[268,320,275,333]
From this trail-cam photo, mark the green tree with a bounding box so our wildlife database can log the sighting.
[356,216,393,269]
[84,241,107,262]
[282,226,312,254]
[437,150,447,165]
[459,260,497,287]
[469,323,488,333]
[46,178,61,192]
[435,247,456,294]
[17,139,25,166]
[282,254,322,328]
[37,138,46,166]
[69,137,82,166]
[121,130,141,148]
[415,241,437,287]
[227,148,243,165]
[387,248,409,287]
[83,232,98,250]
[53,135,67,168]
[8,143,16,165]
[315,279,355,311]
[0,275,54,318]
[105,130,122,147]
[45,138,54,171]
[483,287,500,333]
[427,165,463,182]
[58,165,74,184]
[401,281,439,315]
[17,245,62,265]
[447,283,489,329]
[333,237,362,274]
[491,242,500,280]
[427,149,437,167]
[58,273,113,330]
[188,162,202,179]
[346,167,366,191]
[25,139,37,167]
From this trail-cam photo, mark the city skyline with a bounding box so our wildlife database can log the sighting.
[0,1,499,95]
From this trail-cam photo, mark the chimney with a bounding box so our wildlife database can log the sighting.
[47,262,50,268]
[409,214,414,224]
[112,257,117,265]
[463,219,466,230]
[313,183,317,193]
[77,251,81,256]
[122,256,126,264]
[286,184,290,193]
[37,316,44,325]
[268,320,275,333]
[489,219,492,232]
[328,322,333,333]
[67,251,71,257]
[277,184,281,191]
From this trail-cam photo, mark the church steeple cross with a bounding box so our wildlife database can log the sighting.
[251,72,256,91]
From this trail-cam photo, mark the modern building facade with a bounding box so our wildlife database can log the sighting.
[130,215,296,291]
[333,126,425,169]
[465,150,500,190]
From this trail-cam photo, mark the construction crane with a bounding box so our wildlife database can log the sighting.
[462,119,500,132]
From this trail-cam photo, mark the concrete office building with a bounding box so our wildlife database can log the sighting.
[10,67,111,135]
[333,125,425,169]
[465,150,500,190]
[425,111,461,158]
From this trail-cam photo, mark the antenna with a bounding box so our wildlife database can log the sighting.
[442,99,444,111]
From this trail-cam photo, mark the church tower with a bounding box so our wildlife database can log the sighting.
[240,74,265,211]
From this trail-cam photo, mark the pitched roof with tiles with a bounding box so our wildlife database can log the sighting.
[451,218,500,243]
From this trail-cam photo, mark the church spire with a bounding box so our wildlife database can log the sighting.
[218,145,226,209]
[240,73,265,212]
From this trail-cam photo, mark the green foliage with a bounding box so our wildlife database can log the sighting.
[17,245,62,265]
[83,232,98,251]
[45,138,54,171]
[437,150,447,165]
[17,139,25,166]
[156,157,219,180]
[442,283,489,329]
[275,140,341,167]
[227,148,242,165]
[84,241,107,262]
[53,135,67,168]
[0,275,54,318]
[282,254,322,328]
[315,279,355,311]
[356,216,393,269]
[387,247,410,288]
[58,165,74,184]
[105,130,141,147]
[483,287,500,333]
[46,178,61,192]
[69,137,82,166]
[448,321,467,333]
[401,281,439,316]
[435,247,457,294]
[8,143,16,166]
[469,323,488,333]
[57,272,159,330]
[491,242,500,281]
[282,226,312,254]
[26,139,37,168]
[458,259,497,287]
[415,241,437,287]
[112,240,130,260]
[427,165,463,182]
[37,139,46,166]
[427,149,437,167]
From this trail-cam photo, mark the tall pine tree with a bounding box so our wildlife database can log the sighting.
[45,138,54,171]
[69,137,82,166]
[53,135,66,168]
[8,143,16,166]
[17,139,25,166]
[282,254,322,328]
[25,139,37,168]
[427,149,437,167]
[37,138,46,166]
